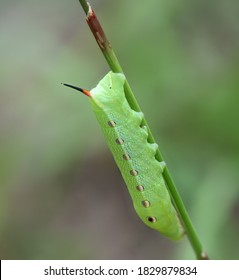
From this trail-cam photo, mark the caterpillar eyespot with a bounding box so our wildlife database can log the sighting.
[147,216,157,223]
[116,138,124,145]
[63,71,184,240]
[136,185,144,192]
[108,120,116,127]
[123,154,131,160]
[142,200,150,208]
[130,169,138,176]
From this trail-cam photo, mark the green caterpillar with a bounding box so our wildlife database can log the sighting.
[64,71,184,240]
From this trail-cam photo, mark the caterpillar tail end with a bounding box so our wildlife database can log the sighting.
[62,83,91,97]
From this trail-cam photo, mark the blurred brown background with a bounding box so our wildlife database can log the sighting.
[0,0,239,259]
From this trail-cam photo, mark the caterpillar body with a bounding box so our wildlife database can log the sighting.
[64,71,184,240]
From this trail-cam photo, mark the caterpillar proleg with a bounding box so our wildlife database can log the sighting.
[64,71,184,240]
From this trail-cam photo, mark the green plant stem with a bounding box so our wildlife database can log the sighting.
[78,0,208,260]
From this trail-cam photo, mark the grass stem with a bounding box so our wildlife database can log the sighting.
[78,0,209,260]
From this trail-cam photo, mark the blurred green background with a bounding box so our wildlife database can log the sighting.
[0,0,238,259]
